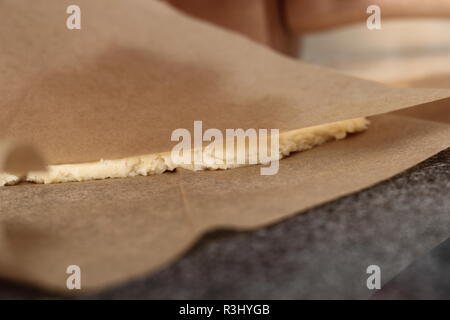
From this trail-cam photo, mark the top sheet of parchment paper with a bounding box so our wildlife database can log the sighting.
[0,0,449,165]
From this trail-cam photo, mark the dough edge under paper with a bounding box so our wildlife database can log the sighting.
[0,118,369,186]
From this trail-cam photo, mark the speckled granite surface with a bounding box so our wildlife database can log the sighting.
[0,148,448,299]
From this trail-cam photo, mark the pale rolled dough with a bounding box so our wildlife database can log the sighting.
[0,118,369,186]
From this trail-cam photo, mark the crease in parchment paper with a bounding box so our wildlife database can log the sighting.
[177,170,198,232]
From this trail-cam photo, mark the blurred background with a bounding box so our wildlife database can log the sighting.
[167,0,450,86]
[301,19,450,86]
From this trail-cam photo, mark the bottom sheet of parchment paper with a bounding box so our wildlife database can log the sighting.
[0,105,449,292]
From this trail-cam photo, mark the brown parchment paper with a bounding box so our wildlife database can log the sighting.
[0,0,449,292]
[1,0,449,164]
